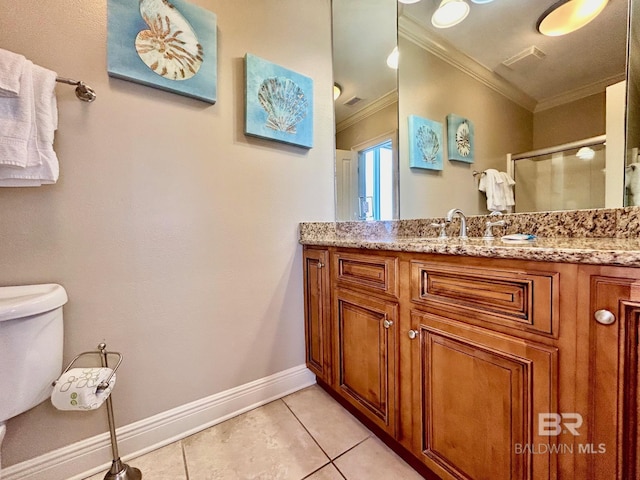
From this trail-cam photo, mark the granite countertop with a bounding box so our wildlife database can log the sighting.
[299,234,640,266]
[299,208,640,266]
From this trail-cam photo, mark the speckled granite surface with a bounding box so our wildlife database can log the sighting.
[299,207,640,266]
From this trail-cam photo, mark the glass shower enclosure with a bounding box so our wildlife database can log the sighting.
[509,135,607,213]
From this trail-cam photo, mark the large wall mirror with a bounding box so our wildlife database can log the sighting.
[332,0,632,221]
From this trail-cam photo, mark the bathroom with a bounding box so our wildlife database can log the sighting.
[0,0,335,478]
[1,0,638,479]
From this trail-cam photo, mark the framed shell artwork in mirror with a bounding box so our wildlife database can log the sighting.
[107,0,217,104]
[447,114,474,163]
[408,115,443,171]
[244,54,314,149]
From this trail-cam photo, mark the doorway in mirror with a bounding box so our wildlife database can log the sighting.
[336,132,398,221]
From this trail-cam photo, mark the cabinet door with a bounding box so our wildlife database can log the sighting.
[577,273,640,480]
[333,288,397,436]
[410,310,558,480]
[303,248,330,382]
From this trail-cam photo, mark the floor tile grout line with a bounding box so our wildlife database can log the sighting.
[181,440,190,480]
[280,397,334,462]
[330,435,371,463]
[281,390,373,480]
[330,460,349,480]
[299,460,333,480]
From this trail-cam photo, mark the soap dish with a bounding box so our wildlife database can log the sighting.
[501,234,536,244]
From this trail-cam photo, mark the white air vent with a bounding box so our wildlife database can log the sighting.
[344,96,363,106]
[501,46,546,70]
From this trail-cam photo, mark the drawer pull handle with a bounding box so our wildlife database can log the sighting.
[408,329,418,339]
[595,309,616,325]
[383,319,393,329]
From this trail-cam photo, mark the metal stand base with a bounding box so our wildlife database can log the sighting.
[103,458,142,480]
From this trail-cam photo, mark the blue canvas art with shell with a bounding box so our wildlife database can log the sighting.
[447,113,474,163]
[107,0,217,103]
[408,115,443,171]
[244,54,313,149]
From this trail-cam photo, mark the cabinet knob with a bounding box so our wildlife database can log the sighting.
[383,319,393,329]
[594,309,616,325]
[317,261,324,268]
[408,329,418,339]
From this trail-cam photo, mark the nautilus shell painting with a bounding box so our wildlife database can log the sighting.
[245,54,314,149]
[408,115,443,171]
[447,114,475,163]
[107,0,217,103]
[135,0,203,81]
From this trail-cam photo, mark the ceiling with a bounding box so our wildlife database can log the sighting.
[332,0,628,125]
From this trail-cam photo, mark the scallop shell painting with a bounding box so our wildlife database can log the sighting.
[408,115,443,171]
[258,77,308,134]
[447,114,475,163]
[107,0,217,103]
[245,54,313,149]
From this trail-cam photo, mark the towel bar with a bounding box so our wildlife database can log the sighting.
[55,76,96,102]
[472,170,485,177]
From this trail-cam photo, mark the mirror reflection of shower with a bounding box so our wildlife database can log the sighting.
[510,136,608,213]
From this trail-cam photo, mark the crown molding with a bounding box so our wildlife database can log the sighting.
[398,14,538,112]
[398,14,626,115]
[534,73,626,112]
[336,90,399,133]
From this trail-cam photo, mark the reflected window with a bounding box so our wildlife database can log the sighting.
[359,140,394,220]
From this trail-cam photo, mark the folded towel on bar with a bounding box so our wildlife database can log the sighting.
[478,169,515,212]
[0,51,59,186]
[0,48,26,97]
[0,58,34,168]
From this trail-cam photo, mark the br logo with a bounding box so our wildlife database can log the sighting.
[539,413,583,436]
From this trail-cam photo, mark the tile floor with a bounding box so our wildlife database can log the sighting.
[84,385,424,480]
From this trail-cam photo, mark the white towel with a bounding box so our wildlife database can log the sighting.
[0,61,59,185]
[478,169,515,212]
[0,48,26,97]
[625,163,640,206]
[0,59,34,167]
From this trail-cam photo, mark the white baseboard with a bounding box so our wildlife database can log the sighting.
[2,365,316,480]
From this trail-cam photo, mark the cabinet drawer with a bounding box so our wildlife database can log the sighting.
[411,261,557,336]
[333,251,399,298]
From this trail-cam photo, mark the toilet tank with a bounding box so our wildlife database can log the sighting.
[0,284,67,423]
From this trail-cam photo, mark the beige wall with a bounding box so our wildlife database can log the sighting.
[335,102,398,150]
[533,93,606,149]
[398,37,533,219]
[0,0,334,468]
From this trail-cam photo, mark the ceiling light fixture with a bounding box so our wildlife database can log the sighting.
[537,0,609,37]
[387,46,399,69]
[576,146,596,160]
[398,0,421,4]
[470,0,494,3]
[333,83,342,101]
[432,0,470,29]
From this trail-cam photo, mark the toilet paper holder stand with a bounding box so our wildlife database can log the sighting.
[53,343,142,480]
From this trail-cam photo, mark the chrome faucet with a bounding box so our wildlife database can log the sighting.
[446,208,468,239]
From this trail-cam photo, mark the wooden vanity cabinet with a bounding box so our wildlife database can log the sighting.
[330,251,400,437]
[302,247,331,383]
[405,259,572,480]
[302,246,640,480]
[574,266,640,480]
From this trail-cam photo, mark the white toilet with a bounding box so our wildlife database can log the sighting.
[0,283,67,472]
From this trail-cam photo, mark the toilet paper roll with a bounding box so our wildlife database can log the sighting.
[51,367,116,411]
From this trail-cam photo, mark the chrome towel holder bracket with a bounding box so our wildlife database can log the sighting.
[55,76,97,103]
